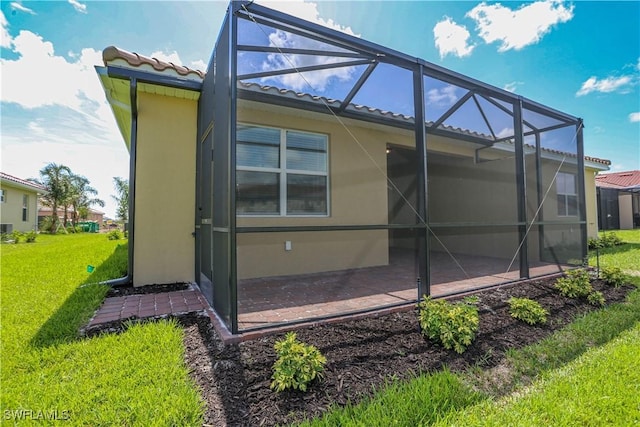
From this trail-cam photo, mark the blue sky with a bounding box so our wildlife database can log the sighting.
[1,0,638,217]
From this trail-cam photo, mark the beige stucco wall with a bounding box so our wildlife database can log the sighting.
[0,184,39,232]
[236,102,393,279]
[133,92,196,286]
[618,192,633,230]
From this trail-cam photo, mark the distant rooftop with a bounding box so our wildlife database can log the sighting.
[595,170,640,189]
[0,172,46,192]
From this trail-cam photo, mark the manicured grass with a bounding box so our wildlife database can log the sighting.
[1,234,204,425]
[589,229,640,275]
[435,322,640,426]
[298,369,485,427]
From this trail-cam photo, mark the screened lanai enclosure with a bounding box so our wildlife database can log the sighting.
[196,1,587,333]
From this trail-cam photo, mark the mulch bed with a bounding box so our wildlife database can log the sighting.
[181,277,634,427]
[106,282,190,297]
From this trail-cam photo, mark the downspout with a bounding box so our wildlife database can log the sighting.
[100,77,137,287]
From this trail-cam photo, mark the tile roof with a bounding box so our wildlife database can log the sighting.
[595,170,640,189]
[102,46,611,168]
[0,172,46,192]
[103,46,205,79]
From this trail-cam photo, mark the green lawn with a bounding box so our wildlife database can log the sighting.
[589,229,640,275]
[1,234,203,425]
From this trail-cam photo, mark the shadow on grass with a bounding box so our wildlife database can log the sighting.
[30,243,128,348]
[591,242,640,256]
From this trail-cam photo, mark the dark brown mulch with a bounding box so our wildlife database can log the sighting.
[181,278,634,427]
[106,282,190,297]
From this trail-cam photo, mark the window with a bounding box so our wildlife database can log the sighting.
[236,125,328,216]
[22,194,29,222]
[556,172,577,216]
[0,189,5,203]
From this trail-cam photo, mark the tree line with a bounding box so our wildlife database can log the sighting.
[29,163,128,234]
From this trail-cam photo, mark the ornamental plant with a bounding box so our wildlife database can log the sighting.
[418,296,479,354]
[587,290,605,307]
[271,332,326,392]
[601,266,626,288]
[508,297,548,325]
[554,269,592,298]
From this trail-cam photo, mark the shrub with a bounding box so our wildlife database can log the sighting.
[601,266,626,288]
[508,297,548,325]
[555,269,592,299]
[588,237,603,250]
[587,290,605,307]
[589,233,624,250]
[9,230,23,243]
[418,296,479,354]
[107,230,123,240]
[271,332,326,392]
[24,230,37,243]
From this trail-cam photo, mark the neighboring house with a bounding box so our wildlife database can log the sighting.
[596,170,640,230]
[37,206,105,228]
[0,172,45,233]
[96,1,610,334]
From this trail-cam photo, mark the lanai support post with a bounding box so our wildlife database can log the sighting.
[513,97,529,278]
[413,64,429,298]
[576,119,587,261]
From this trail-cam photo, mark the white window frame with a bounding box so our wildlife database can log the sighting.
[556,172,578,217]
[22,194,29,222]
[237,124,330,217]
[0,189,5,203]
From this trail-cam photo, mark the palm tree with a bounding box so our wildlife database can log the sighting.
[69,174,105,227]
[33,163,72,233]
[112,177,129,223]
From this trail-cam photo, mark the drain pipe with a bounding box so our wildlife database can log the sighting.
[99,77,137,287]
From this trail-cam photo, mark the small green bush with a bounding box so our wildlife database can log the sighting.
[10,230,23,243]
[555,269,592,299]
[587,237,603,250]
[589,233,624,250]
[418,296,479,354]
[587,290,605,306]
[601,266,626,288]
[24,230,37,243]
[508,297,548,325]
[107,230,123,240]
[271,332,326,392]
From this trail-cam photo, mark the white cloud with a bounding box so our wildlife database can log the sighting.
[427,85,458,107]
[149,50,182,65]
[467,1,574,52]
[255,0,360,92]
[10,2,36,15]
[576,75,633,96]
[0,27,128,217]
[68,0,87,14]
[629,112,640,123]
[1,11,11,48]
[433,17,474,59]
[149,51,207,73]
[190,59,207,72]
[496,127,514,138]
[503,81,523,92]
[1,30,107,120]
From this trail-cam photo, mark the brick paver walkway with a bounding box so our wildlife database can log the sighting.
[87,289,208,329]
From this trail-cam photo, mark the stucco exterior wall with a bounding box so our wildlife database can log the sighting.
[236,102,392,279]
[618,192,633,230]
[0,185,39,232]
[133,92,196,286]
